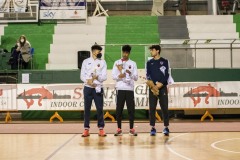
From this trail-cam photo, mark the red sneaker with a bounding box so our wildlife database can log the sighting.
[114,128,123,136]
[129,128,137,136]
[82,129,90,137]
[98,129,107,137]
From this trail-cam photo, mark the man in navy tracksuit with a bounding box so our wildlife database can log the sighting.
[146,45,172,136]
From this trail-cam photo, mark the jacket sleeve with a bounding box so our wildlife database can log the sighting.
[97,60,107,82]
[112,61,122,81]
[80,60,87,83]
[159,60,169,84]
[26,41,31,53]
[21,41,31,54]
[146,61,151,80]
[167,60,174,85]
[130,62,138,81]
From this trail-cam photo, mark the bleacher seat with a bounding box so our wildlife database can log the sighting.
[45,15,240,70]
[186,15,240,68]
[46,17,106,70]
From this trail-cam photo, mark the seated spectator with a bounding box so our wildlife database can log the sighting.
[10,35,31,69]
[222,0,230,14]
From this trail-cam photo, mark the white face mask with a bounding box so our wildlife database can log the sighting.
[20,39,24,43]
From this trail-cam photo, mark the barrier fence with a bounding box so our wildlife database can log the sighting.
[1,81,240,122]
[0,1,39,23]
[0,0,87,23]
[39,0,87,21]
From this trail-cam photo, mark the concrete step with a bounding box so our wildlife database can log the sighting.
[186,15,233,23]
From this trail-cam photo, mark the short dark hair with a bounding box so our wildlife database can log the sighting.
[122,45,131,53]
[149,45,161,53]
[91,44,102,51]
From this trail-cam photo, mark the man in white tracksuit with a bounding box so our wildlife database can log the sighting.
[112,45,138,136]
[80,44,107,137]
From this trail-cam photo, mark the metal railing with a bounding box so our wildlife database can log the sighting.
[105,39,240,69]
[0,1,39,23]
[160,39,240,68]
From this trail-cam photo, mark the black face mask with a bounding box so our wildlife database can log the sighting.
[97,53,102,59]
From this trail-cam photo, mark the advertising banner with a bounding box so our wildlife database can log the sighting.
[17,84,50,110]
[0,84,17,110]
[217,81,240,108]
[40,9,87,19]
[168,82,218,109]
[1,81,240,111]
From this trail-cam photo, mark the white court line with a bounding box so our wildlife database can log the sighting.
[211,138,240,154]
[166,133,192,160]
[45,134,78,160]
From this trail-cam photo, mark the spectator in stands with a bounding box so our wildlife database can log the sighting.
[10,35,31,69]
[112,45,138,136]
[80,44,107,137]
[146,44,174,136]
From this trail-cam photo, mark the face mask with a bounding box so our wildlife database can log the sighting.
[97,53,102,59]
[20,39,24,43]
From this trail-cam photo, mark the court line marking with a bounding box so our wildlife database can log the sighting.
[166,133,192,160]
[45,134,78,160]
[211,138,240,154]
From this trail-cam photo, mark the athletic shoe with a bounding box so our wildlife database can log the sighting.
[129,128,137,136]
[114,128,123,136]
[163,127,170,136]
[150,127,156,136]
[98,129,107,137]
[82,129,90,137]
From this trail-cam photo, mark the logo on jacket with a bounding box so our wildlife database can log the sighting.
[159,66,166,75]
